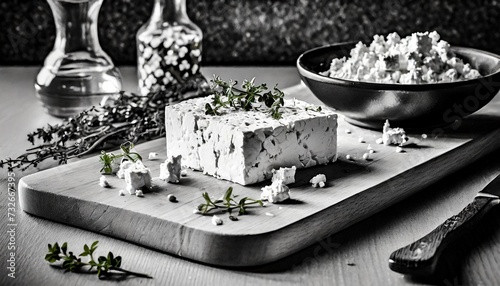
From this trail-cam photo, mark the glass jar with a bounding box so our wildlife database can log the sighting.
[136,0,203,100]
[35,0,122,118]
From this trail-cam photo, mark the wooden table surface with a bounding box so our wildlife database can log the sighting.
[1,66,500,286]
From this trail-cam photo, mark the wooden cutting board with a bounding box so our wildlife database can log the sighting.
[18,84,500,267]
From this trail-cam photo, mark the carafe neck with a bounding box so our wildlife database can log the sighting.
[47,0,104,54]
[153,0,188,24]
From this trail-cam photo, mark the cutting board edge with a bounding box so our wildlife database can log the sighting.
[17,126,500,267]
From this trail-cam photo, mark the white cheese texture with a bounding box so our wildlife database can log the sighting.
[271,166,296,185]
[261,179,290,203]
[382,120,409,146]
[166,96,338,185]
[310,174,327,188]
[159,155,182,183]
[121,160,152,194]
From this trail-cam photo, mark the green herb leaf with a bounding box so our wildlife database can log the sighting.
[195,187,263,217]
[45,241,152,279]
[205,75,285,119]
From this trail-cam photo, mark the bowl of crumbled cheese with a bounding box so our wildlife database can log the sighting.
[297,31,500,129]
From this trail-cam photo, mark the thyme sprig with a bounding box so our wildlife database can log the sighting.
[99,142,143,174]
[0,75,209,172]
[205,75,285,119]
[45,241,152,279]
[196,187,264,215]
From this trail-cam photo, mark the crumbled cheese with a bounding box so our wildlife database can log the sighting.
[117,160,134,179]
[369,149,375,154]
[358,137,365,143]
[148,152,158,160]
[265,212,275,217]
[382,120,409,146]
[271,166,296,185]
[211,215,223,226]
[321,31,481,84]
[310,174,326,188]
[396,146,404,153]
[375,138,384,144]
[135,190,144,197]
[99,176,110,188]
[159,155,182,183]
[118,189,125,196]
[123,160,152,194]
[362,153,370,160]
[346,154,352,160]
[260,179,290,203]
[367,144,373,150]
[165,96,338,185]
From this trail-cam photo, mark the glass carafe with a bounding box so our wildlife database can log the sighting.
[35,0,122,118]
[136,0,203,100]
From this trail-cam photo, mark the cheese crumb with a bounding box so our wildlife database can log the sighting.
[362,153,370,160]
[375,138,384,144]
[261,179,290,203]
[367,144,373,150]
[148,152,158,160]
[382,120,409,146]
[271,166,296,185]
[358,137,365,143]
[117,160,134,179]
[124,160,152,194]
[135,190,144,197]
[369,149,375,154]
[212,215,223,226]
[265,212,275,217]
[396,146,404,153]
[160,155,182,183]
[99,176,110,188]
[118,189,125,196]
[346,154,352,160]
[310,174,327,188]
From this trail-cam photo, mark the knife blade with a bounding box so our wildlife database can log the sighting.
[388,174,500,276]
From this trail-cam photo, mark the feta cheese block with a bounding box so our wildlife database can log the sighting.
[165,96,338,185]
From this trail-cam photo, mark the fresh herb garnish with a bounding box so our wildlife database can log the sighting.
[45,241,152,279]
[204,75,285,120]
[196,187,264,215]
[0,75,209,172]
[99,141,143,174]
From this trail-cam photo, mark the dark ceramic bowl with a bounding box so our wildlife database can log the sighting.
[297,42,500,129]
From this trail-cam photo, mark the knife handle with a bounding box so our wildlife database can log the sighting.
[388,195,499,276]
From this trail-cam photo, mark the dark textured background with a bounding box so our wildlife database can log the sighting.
[1,0,499,66]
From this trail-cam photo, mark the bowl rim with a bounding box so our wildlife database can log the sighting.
[297,42,500,91]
